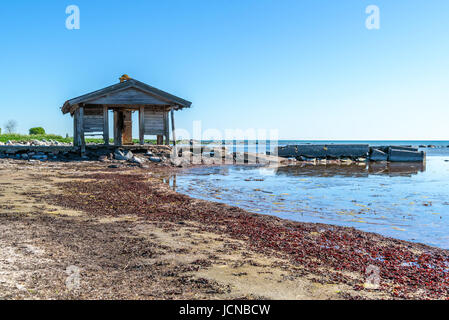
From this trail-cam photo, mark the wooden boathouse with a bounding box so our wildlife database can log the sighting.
[61,76,191,151]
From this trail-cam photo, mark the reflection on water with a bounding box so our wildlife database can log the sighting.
[171,156,449,249]
[276,162,426,178]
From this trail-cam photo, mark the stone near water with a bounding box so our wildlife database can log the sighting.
[114,149,133,161]
[125,151,133,160]
[114,150,125,160]
[170,157,189,167]
[201,157,217,165]
[31,154,48,161]
[131,156,144,165]
[149,156,162,163]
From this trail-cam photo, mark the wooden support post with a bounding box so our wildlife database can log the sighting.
[113,111,122,146]
[164,111,170,145]
[103,106,109,145]
[79,106,85,154]
[139,106,145,145]
[73,110,79,147]
[171,107,177,157]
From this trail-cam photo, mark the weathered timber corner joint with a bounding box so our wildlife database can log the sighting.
[61,76,191,152]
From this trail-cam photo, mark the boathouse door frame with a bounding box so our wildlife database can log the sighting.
[73,104,177,149]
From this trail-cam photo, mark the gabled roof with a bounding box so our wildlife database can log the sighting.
[61,79,192,114]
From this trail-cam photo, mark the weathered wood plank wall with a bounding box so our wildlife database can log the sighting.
[143,108,165,136]
[83,107,104,133]
[86,88,167,105]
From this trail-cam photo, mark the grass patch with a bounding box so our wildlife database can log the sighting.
[0,134,72,143]
[0,134,171,145]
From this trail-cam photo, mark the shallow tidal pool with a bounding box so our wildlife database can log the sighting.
[171,152,449,249]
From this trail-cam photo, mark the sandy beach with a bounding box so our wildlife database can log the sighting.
[1,159,448,300]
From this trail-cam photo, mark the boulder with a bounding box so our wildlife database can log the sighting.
[125,151,134,160]
[202,157,221,165]
[191,155,202,164]
[171,157,192,167]
[179,150,192,158]
[114,149,133,161]
[149,156,162,163]
[131,156,145,165]
[31,154,48,161]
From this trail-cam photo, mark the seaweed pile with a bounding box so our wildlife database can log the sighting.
[47,171,449,299]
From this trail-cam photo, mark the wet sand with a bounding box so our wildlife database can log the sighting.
[0,159,448,299]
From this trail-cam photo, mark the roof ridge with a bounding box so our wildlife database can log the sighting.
[61,78,192,114]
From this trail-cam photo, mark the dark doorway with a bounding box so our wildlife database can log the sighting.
[114,110,133,145]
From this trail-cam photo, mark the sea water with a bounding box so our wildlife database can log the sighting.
[171,142,449,249]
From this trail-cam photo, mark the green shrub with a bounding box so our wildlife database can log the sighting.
[29,127,46,135]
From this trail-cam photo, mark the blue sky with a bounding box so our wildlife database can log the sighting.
[0,0,448,140]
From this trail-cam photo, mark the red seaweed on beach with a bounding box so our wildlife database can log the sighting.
[45,171,449,299]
